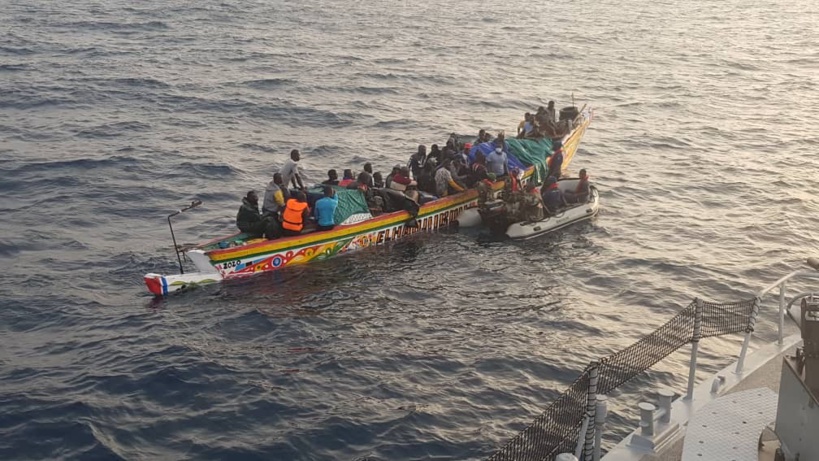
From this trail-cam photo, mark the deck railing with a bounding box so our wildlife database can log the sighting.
[486,259,819,461]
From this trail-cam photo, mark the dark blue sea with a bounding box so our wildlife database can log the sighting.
[2,0,818,459]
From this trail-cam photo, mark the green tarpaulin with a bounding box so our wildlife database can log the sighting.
[506,138,554,185]
[308,186,370,224]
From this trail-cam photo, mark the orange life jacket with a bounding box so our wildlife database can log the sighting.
[282,199,308,232]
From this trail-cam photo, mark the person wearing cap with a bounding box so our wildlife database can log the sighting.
[314,186,339,231]
[564,169,591,203]
[279,149,304,190]
[541,176,567,215]
[547,142,564,179]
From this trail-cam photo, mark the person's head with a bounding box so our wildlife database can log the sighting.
[525,112,532,121]
[579,168,588,179]
[536,106,545,114]
[553,140,563,152]
[327,169,338,181]
[478,129,486,138]
[525,183,536,193]
[273,172,283,185]
[290,149,300,161]
[392,164,401,174]
[323,185,334,197]
[464,142,472,152]
[246,190,258,205]
[357,171,372,185]
[475,151,486,164]
[399,166,410,177]
[482,131,492,142]
[431,144,440,153]
[363,162,373,174]
[343,168,354,180]
[545,176,557,187]
[547,100,555,109]
[445,139,455,149]
[417,144,427,157]
[373,171,383,183]
[295,191,307,202]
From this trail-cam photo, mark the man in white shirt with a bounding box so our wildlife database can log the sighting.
[279,149,304,190]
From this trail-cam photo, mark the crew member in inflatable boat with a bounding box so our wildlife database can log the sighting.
[564,169,590,204]
[314,186,338,231]
[282,192,311,236]
[547,142,564,179]
[541,176,568,215]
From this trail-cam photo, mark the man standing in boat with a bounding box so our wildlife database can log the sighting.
[547,142,564,179]
[486,135,509,179]
[279,149,304,191]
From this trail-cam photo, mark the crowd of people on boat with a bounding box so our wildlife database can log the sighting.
[235,106,588,241]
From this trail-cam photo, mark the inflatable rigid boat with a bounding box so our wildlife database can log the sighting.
[505,180,599,240]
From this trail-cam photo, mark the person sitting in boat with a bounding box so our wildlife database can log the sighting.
[237,191,275,239]
[434,158,466,197]
[279,149,304,191]
[362,163,375,188]
[322,169,339,186]
[262,173,289,217]
[517,113,536,139]
[281,192,311,236]
[466,151,492,187]
[541,176,567,215]
[373,171,384,188]
[486,136,509,179]
[547,142,564,179]
[408,145,427,179]
[338,169,355,187]
[443,139,458,159]
[416,158,438,196]
[314,186,339,231]
[522,183,545,221]
[347,171,372,193]
[564,169,590,204]
[390,166,416,195]
[385,164,401,189]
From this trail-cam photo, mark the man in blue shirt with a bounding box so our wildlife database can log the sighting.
[314,186,339,231]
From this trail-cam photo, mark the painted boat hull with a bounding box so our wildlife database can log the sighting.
[505,185,599,240]
[144,111,593,295]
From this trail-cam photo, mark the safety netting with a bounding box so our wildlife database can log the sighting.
[486,297,759,461]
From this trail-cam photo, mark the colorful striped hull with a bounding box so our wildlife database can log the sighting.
[144,111,592,295]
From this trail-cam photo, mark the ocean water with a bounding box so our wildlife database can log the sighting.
[1,0,818,459]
